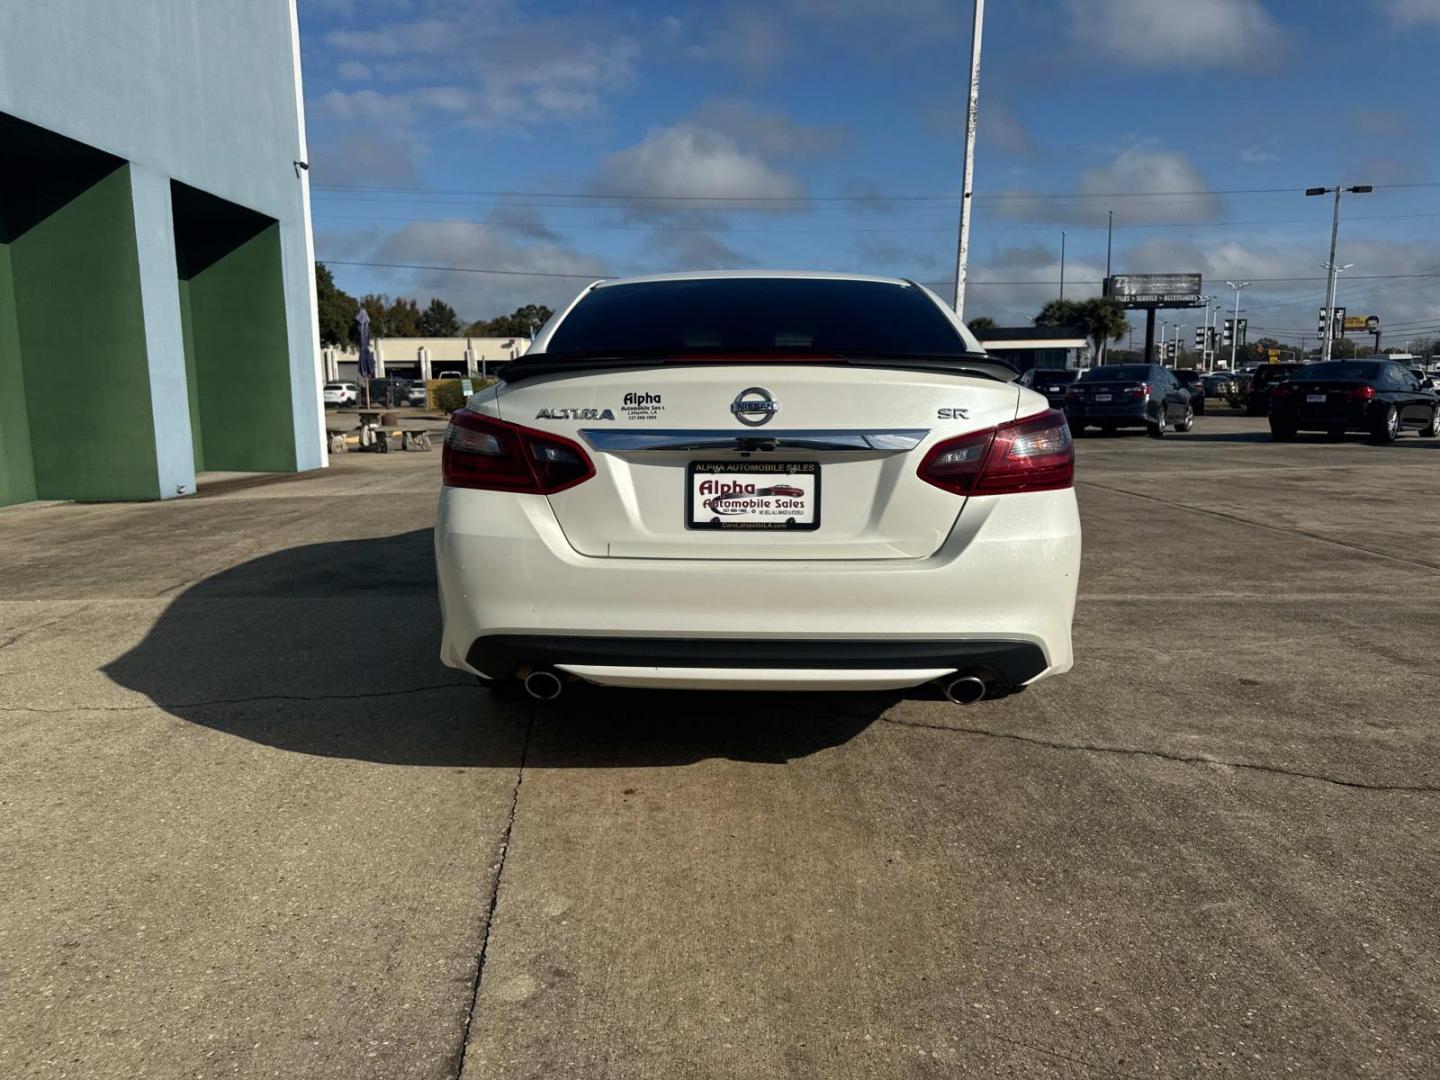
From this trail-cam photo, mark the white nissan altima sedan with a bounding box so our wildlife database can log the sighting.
[435,271,1080,702]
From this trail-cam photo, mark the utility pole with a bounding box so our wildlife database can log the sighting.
[952,0,985,317]
[1058,231,1066,301]
[1226,281,1249,371]
[1105,210,1113,278]
[1306,184,1371,361]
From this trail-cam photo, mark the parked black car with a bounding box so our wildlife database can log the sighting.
[1017,367,1080,408]
[1244,363,1304,415]
[1174,368,1206,414]
[1064,363,1195,437]
[1268,359,1440,443]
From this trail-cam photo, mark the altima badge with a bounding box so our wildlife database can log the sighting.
[730,387,779,427]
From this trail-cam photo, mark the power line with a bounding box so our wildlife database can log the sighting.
[310,208,1440,236]
[319,257,1440,286]
[311,180,1440,203]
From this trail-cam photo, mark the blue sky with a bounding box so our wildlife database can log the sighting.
[300,0,1440,346]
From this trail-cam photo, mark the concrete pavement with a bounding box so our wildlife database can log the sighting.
[2,415,1437,1078]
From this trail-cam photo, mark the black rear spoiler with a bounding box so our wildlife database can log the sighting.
[498,353,1018,385]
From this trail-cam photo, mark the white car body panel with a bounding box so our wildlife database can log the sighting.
[436,271,1079,694]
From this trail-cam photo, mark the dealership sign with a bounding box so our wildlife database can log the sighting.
[1104,273,1205,308]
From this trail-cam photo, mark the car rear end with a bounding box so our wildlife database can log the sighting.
[407,381,429,407]
[1246,364,1301,415]
[434,273,1081,699]
[1269,361,1383,433]
[1028,368,1080,409]
[1063,365,1158,430]
[322,382,349,407]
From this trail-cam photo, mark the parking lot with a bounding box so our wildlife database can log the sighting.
[2,413,1437,1079]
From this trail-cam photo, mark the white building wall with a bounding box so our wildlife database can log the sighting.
[0,0,325,477]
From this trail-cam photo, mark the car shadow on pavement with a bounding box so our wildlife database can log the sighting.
[103,529,885,768]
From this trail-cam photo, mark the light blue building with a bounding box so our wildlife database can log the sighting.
[0,0,325,507]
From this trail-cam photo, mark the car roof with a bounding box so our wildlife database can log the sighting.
[588,269,916,289]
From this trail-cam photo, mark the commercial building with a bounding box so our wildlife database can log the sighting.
[321,337,533,383]
[975,326,1093,372]
[0,0,324,507]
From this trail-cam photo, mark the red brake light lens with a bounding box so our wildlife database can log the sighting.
[918,410,1074,496]
[1348,385,1376,401]
[1129,382,1149,399]
[442,409,594,493]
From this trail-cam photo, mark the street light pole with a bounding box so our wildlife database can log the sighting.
[1226,280,1248,371]
[1306,184,1371,361]
[1059,230,1066,301]
[952,0,985,317]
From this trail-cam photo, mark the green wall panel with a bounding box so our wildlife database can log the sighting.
[177,278,203,472]
[0,242,38,506]
[11,167,159,501]
[185,223,295,472]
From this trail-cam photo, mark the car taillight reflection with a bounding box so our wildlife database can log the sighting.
[442,409,595,493]
[918,409,1074,497]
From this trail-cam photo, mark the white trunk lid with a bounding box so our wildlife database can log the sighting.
[495,365,1020,560]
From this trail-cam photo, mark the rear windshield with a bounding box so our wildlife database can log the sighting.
[1294,361,1383,382]
[1079,365,1151,382]
[539,279,970,358]
[1251,365,1299,385]
[1032,369,1078,383]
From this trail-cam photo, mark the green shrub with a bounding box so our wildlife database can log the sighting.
[430,378,493,414]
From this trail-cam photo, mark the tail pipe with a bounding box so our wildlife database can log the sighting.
[941,673,989,705]
[521,666,565,701]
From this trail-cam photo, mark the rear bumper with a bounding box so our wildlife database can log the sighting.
[1065,401,1152,426]
[467,634,1048,686]
[1269,402,1370,430]
[436,486,1080,690]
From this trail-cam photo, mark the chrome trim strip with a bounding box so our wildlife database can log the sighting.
[580,428,930,453]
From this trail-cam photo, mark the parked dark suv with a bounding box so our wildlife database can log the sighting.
[1017,367,1080,409]
[1245,363,1303,415]
[1268,359,1440,443]
[1064,363,1195,437]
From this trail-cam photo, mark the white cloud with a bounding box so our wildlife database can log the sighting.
[691,99,847,160]
[995,147,1222,224]
[1381,0,1440,24]
[1063,0,1284,67]
[335,60,371,82]
[361,221,612,320]
[318,9,638,132]
[696,7,789,76]
[591,123,808,211]
[310,129,426,186]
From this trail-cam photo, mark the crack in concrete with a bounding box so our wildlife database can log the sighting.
[0,682,475,714]
[880,717,1440,794]
[0,607,90,652]
[1077,479,1440,576]
[450,707,534,1080]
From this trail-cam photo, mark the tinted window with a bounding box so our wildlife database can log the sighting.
[1175,371,1200,385]
[1294,361,1383,382]
[541,279,969,357]
[1033,369,1078,383]
[1079,365,1151,382]
[1251,366,1298,387]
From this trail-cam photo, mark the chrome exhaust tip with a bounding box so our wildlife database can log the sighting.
[522,668,565,701]
[942,675,988,705]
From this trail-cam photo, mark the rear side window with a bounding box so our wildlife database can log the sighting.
[539,279,970,358]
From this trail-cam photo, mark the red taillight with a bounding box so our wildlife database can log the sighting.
[442,409,594,493]
[918,409,1074,497]
[1128,383,1149,399]
[1271,382,1293,396]
[1347,385,1375,401]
